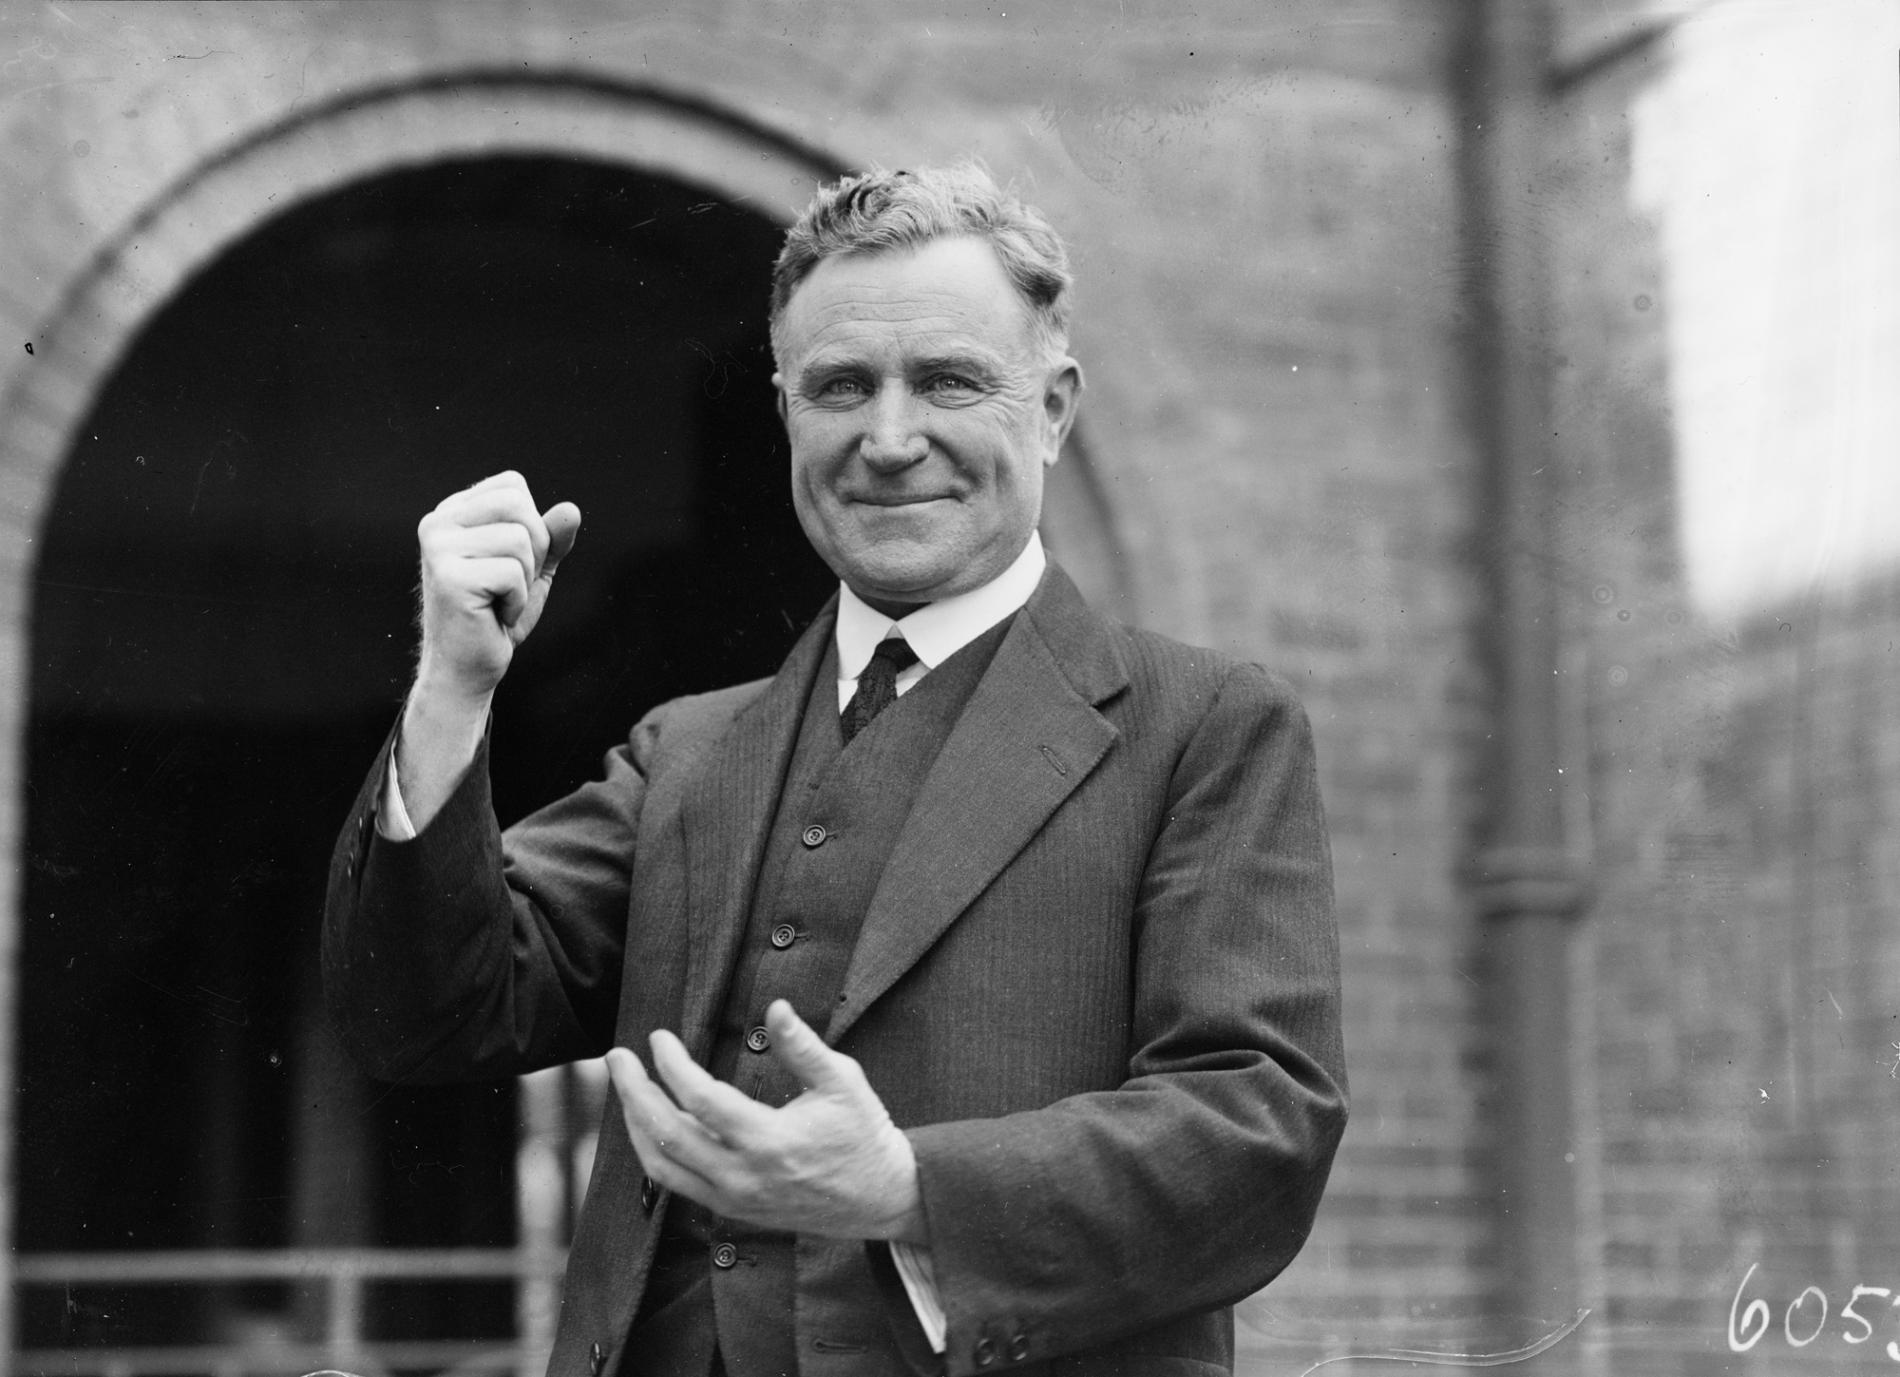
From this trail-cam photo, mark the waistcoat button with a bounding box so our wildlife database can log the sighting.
[801,824,828,848]
[712,1242,739,1269]
[640,1175,659,1214]
[974,1337,996,1366]
[770,924,797,949]
[745,1026,771,1053]
[589,1341,605,1375]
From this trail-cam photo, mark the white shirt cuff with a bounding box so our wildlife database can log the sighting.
[889,1241,948,1354]
[379,754,418,841]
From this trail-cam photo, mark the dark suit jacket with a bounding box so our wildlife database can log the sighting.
[324,563,1347,1377]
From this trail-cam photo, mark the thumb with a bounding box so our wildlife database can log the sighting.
[765,999,848,1092]
[540,501,582,577]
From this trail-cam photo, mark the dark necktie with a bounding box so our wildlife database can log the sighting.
[842,635,920,743]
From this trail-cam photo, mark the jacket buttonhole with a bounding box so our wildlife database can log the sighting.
[1037,744,1068,775]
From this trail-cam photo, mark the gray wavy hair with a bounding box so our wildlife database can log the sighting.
[769,162,1074,363]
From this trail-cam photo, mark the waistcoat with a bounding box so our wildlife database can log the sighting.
[624,617,1013,1377]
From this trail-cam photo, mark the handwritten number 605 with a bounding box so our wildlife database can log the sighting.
[1729,1267,1900,1361]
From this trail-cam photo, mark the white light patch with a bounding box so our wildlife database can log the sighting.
[1632,0,1900,616]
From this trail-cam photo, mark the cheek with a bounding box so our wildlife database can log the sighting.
[788,415,854,472]
[789,465,832,534]
[786,418,833,470]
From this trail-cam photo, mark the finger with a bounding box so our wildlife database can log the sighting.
[763,999,854,1093]
[442,470,532,512]
[462,469,532,495]
[430,521,538,595]
[541,501,582,578]
[605,1049,725,1194]
[432,480,552,569]
[606,1045,709,1145]
[609,1049,780,1224]
[649,1030,770,1139]
[450,556,530,628]
[436,473,541,528]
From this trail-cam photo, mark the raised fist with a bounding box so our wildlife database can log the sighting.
[412,470,581,705]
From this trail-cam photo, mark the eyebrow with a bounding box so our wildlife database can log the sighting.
[907,351,1006,377]
[793,347,1005,384]
[789,358,865,394]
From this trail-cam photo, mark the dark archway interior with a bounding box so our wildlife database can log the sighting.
[20,155,833,1347]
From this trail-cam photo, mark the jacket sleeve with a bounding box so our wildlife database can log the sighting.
[321,713,660,1084]
[901,665,1348,1374]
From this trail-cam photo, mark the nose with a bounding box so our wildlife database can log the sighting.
[859,383,928,471]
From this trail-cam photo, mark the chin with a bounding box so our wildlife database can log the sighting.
[848,570,954,605]
[832,540,962,600]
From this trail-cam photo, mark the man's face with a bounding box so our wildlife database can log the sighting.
[773,236,1081,611]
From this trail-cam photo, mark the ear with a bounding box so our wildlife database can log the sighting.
[1040,358,1084,466]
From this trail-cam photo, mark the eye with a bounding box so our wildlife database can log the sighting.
[809,374,870,403]
[922,372,984,399]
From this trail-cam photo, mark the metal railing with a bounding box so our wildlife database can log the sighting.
[13,1246,566,1377]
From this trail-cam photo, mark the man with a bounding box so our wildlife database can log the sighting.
[324,163,1346,1377]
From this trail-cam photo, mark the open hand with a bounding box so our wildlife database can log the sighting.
[606,1000,926,1243]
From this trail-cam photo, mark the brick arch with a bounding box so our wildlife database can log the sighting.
[0,71,1128,1349]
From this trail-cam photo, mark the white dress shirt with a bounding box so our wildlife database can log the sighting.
[382,532,1049,1353]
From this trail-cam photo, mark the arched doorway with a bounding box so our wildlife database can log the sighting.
[18,153,835,1359]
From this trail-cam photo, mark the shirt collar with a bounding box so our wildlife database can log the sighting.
[835,532,1046,680]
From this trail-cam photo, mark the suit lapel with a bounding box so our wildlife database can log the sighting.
[675,598,836,1058]
[828,566,1129,1044]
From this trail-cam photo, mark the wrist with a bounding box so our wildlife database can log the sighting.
[394,673,491,832]
[875,1129,929,1245]
[412,648,502,714]
[402,681,490,751]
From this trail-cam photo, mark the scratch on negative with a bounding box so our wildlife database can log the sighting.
[1298,1309,1590,1376]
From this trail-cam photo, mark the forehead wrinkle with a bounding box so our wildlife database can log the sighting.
[792,316,1015,373]
[799,294,1001,341]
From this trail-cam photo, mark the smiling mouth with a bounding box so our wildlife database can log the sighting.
[850,494,954,508]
